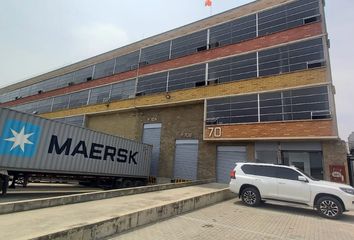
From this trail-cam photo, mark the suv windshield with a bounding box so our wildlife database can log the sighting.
[295,167,319,181]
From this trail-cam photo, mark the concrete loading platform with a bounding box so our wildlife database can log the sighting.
[0,182,234,240]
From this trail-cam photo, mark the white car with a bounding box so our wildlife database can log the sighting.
[229,163,354,219]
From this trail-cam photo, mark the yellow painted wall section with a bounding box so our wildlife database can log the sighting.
[41,68,327,119]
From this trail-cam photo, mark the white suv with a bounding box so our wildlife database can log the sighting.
[229,163,354,219]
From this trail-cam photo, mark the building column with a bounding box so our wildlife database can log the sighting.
[322,140,349,184]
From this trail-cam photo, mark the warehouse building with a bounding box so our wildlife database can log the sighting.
[0,0,349,183]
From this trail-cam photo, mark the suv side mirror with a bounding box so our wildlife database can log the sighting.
[298,176,308,182]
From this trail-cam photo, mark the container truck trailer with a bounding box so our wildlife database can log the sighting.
[0,107,152,195]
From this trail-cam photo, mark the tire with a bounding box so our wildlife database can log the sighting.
[316,196,343,219]
[1,176,9,195]
[241,187,261,207]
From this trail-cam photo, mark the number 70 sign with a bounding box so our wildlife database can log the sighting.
[207,127,222,138]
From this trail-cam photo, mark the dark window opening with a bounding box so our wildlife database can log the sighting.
[304,15,321,24]
[207,78,219,85]
[205,118,218,125]
[130,64,138,70]
[312,111,331,119]
[197,46,208,52]
[209,42,220,49]
[308,61,325,69]
[139,61,149,67]
[86,77,92,81]
[195,81,206,87]
[135,91,145,97]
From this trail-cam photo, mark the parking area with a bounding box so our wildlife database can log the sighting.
[110,199,354,240]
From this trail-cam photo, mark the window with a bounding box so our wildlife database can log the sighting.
[36,99,52,114]
[56,115,85,127]
[89,85,111,104]
[259,38,324,77]
[68,90,89,108]
[52,95,69,112]
[259,46,290,76]
[140,41,171,65]
[93,59,115,80]
[72,66,94,84]
[259,92,283,122]
[110,79,136,100]
[208,53,257,83]
[168,64,206,91]
[241,165,277,178]
[114,51,140,74]
[206,85,330,125]
[19,86,32,98]
[258,0,320,36]
[137,72,168,95]
[285,86,329,120]
[171,30,208,59]
[207,94,258,124]
[282,151,323,180]
[209,14,256,47]
[288,38,324,72]
[275,167,301,181]
[56,73,75,89]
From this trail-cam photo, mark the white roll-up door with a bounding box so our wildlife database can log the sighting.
[142,123,162,176]
[217,146,246,183]
[174,140,199,181]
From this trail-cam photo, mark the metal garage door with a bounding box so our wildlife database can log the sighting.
[174,140,199,181]
[142,123,162,176]
[217,146,246,183]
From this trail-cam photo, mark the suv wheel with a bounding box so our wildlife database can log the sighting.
[316,196,343,219]
[241,187,261,207]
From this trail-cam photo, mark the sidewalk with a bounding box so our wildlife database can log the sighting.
[110,199,354,240]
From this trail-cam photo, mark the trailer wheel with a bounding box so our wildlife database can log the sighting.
[1,176,9,195]
[23,175,29,188]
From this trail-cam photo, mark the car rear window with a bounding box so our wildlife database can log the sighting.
[241,165,276,178]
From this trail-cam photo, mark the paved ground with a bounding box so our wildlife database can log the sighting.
[0,183,102,203]
[110,199,354,240]
[0,183,226,240]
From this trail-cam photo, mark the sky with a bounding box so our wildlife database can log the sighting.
[0,0,353,140]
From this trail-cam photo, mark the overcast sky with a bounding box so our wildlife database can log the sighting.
[0,0,353,140]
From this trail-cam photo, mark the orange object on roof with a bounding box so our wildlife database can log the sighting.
[205,0,212,7]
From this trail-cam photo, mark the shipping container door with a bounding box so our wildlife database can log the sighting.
[142,123,162,176]
[217,146,246,183]
[174,140,199,181]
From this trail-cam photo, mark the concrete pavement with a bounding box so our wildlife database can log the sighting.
[0,183,232,240]
[110,199,354,240]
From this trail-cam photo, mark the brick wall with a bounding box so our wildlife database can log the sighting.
[204,120,337,140]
